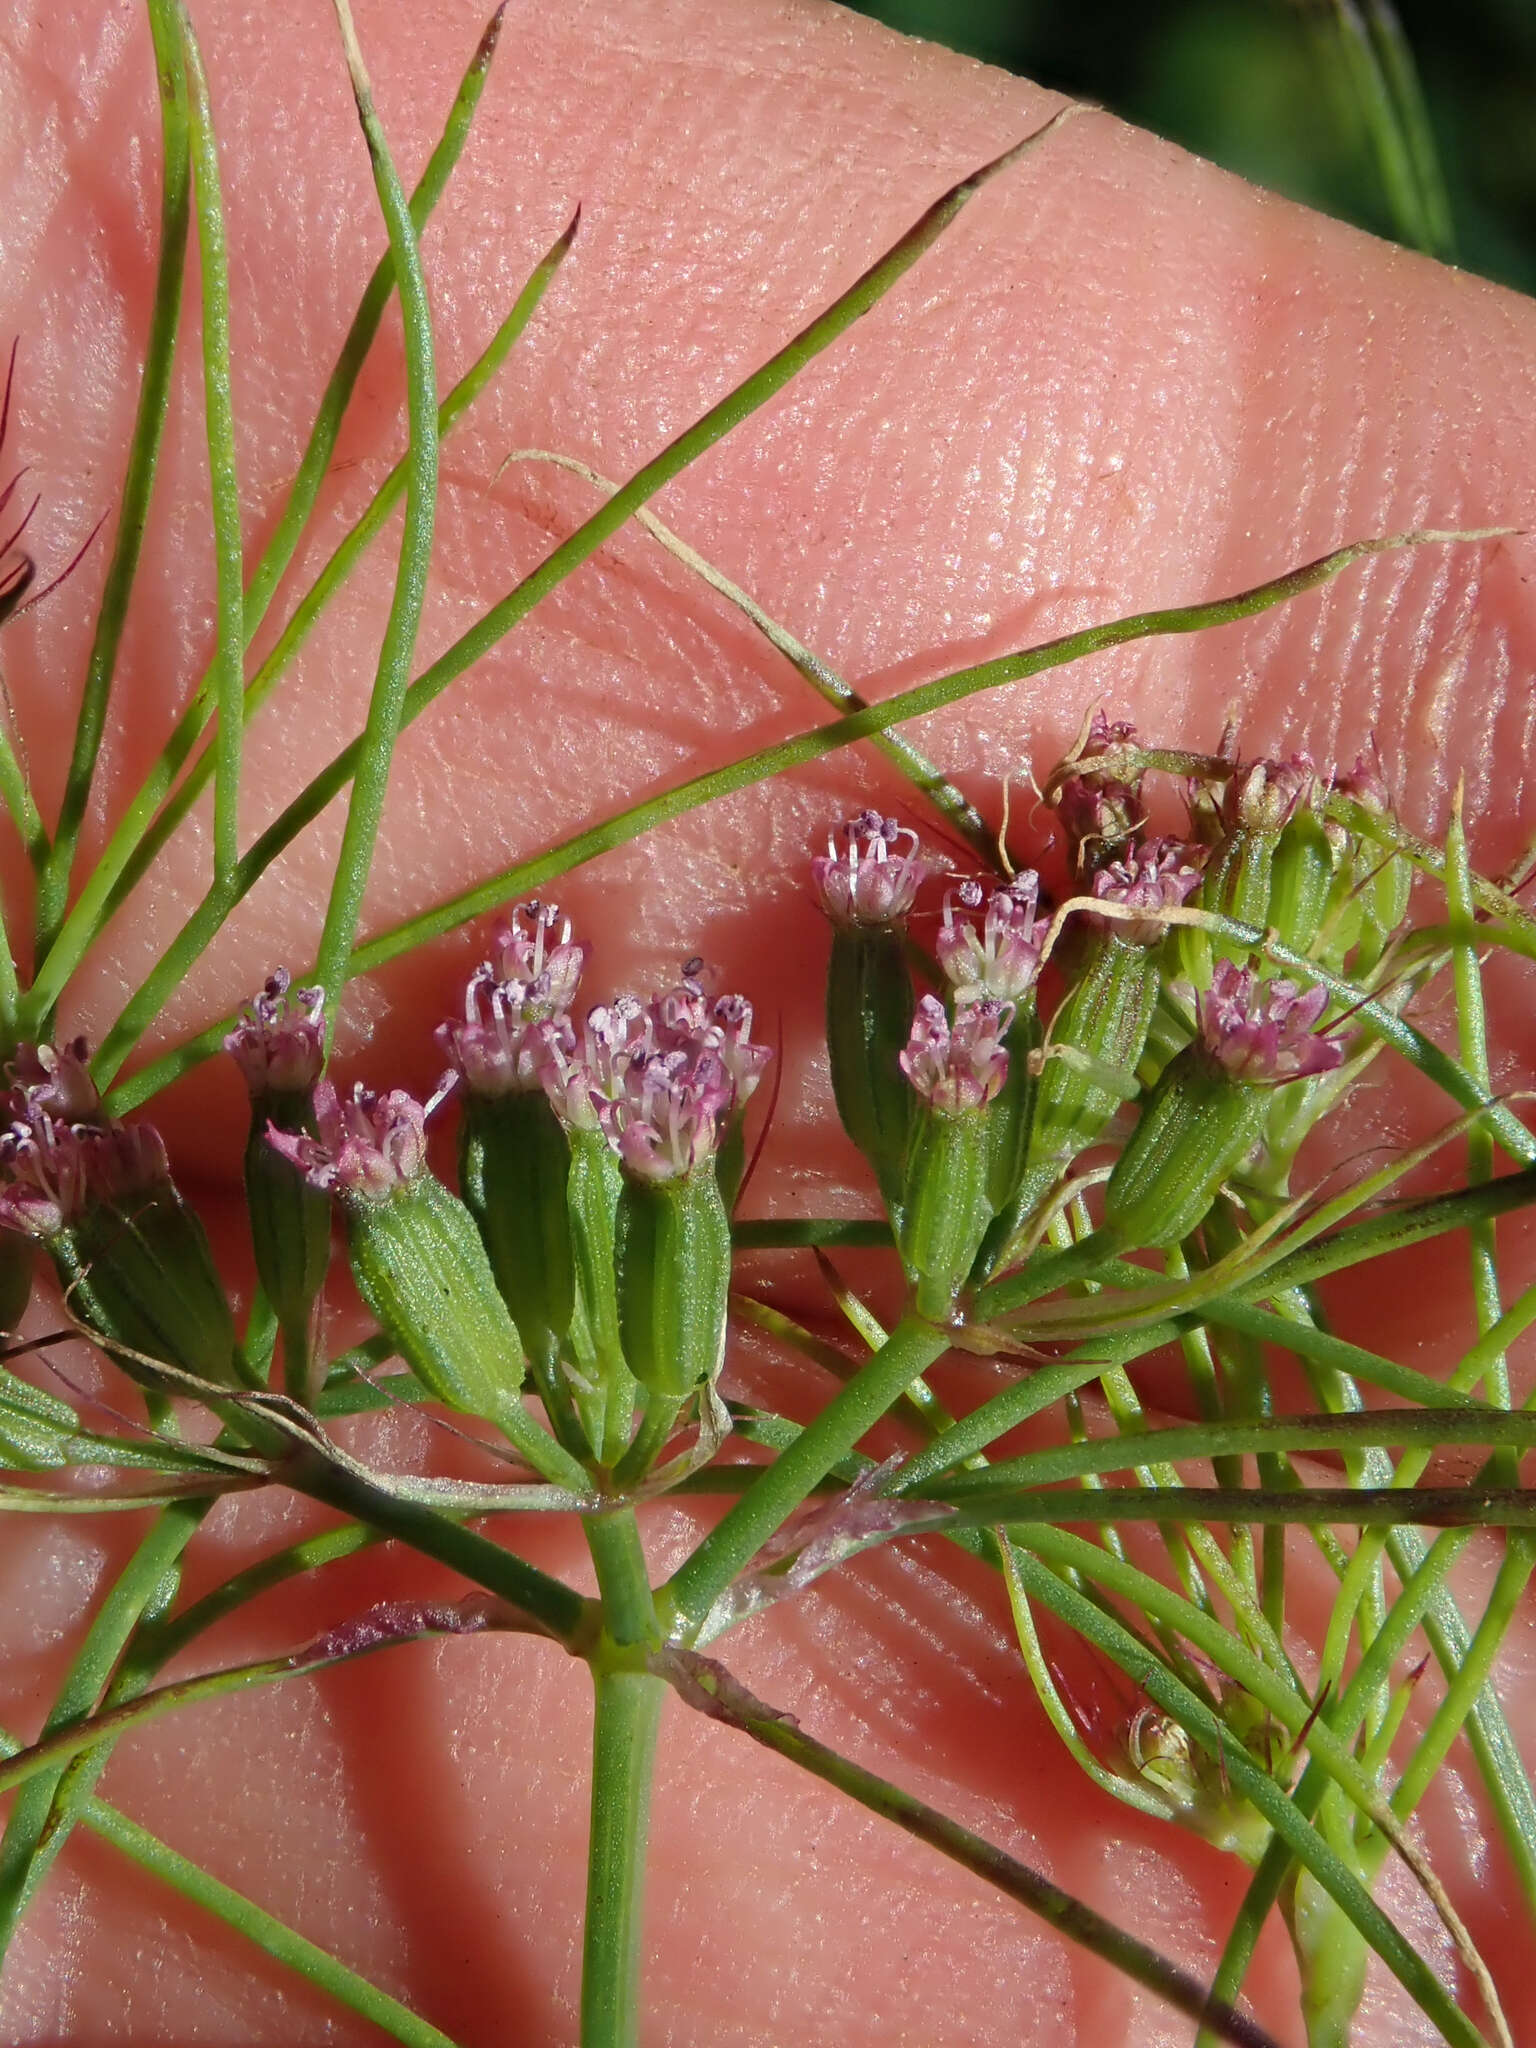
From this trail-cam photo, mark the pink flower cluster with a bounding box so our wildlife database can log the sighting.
[811,811,936,929]
[225,971,326,1096]
[899,994,1013,1114]
[435,901,593,1098]
[1053,710,1143,871]
[0,1041,168,1238]
[544,973,770,1183]
[1193,960,1344,1084]
[1088,837,1205,948]
[898,874,1041,1112]
[430,904,770,1186]
[937,876,1044,1004]
[267,1081,429,1201]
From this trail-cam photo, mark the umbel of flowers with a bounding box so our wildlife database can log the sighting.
[254,903,770,1472]
[810,718,1374,1321]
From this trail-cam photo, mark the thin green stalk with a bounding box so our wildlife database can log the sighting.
[0,1497,208,1957]
[996,1538,1174,1821]
[1413,1575,1536,1906]
[140,1522,383,1669]
[311,0,438,1022]
[248,0,501,628]
[0,1612,529,1799]
[0,729,47,873]
[662,1312,950,1639]
[938,1484,1536,1529]
[580,1668,665,2048]
[94,114,1076,1087]
[930,1408,1536,1492]
[181,12,244,888]
[21,7,523,1030]
[1315,0,1448,257]
[1447,792,1512,1417]
[31,0,190,970]
[0,1725,458,2048]
[343,538,1476,975]
[661,1647,1281,2048]
[1007,1538,1490,2048]
[896,1303,1498,1501]
[504,448,994,862]
[1393,1537,1536,1820]
[108,523,1492,1109]
[286,1450,588,1641]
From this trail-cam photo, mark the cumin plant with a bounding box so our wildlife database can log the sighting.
[0,5,1531,2048]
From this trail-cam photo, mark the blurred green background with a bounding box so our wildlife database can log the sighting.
[847,0,1535,295]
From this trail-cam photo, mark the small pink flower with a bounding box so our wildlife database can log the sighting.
[704,992,771,1109]
[899,994,1013,1113]
[539,1002,649,1132]
[811,812,935,928]
[650,969,711,1050]
[0,1105,168,1237]
[437,969,575,1097]
[599,1048,734,1183]
[485,901,589,1021]
[6,1038,101,1123]
[267,1080,428,1200]
[1193,960,1344,1084]
[225,972,326,1095]
[1336,744,1391,815]
[1088,837,1204,947]
[936,877,1043,1002]
[0,1111,94,1236]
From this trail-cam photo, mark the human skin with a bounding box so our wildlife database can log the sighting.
[0,0,1534,2041]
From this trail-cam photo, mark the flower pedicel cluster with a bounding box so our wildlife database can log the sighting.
[0,716,1520,2048]
[0,718,1386,1444]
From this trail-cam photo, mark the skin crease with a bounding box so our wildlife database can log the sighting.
[0,0,1533,2040]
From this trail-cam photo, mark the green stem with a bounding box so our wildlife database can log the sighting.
[938,1483,1536,1529]
[580,1668,665,2048]
[88,115,1059,1091]
[181,12,244,889]
[585,1509,659,1650]
[0,718,47,873]
[0,1736,459,2048]
[661,1648,1284,2048]
[32,0,190,971]
[22,8,524,1032]
[311,2,438,1021]
[930,1407,1536,1491]
[287,1451,588,1642]
[579,1505,664,2048]
[662,1311,950,1638]
[0,1496,208,1959]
